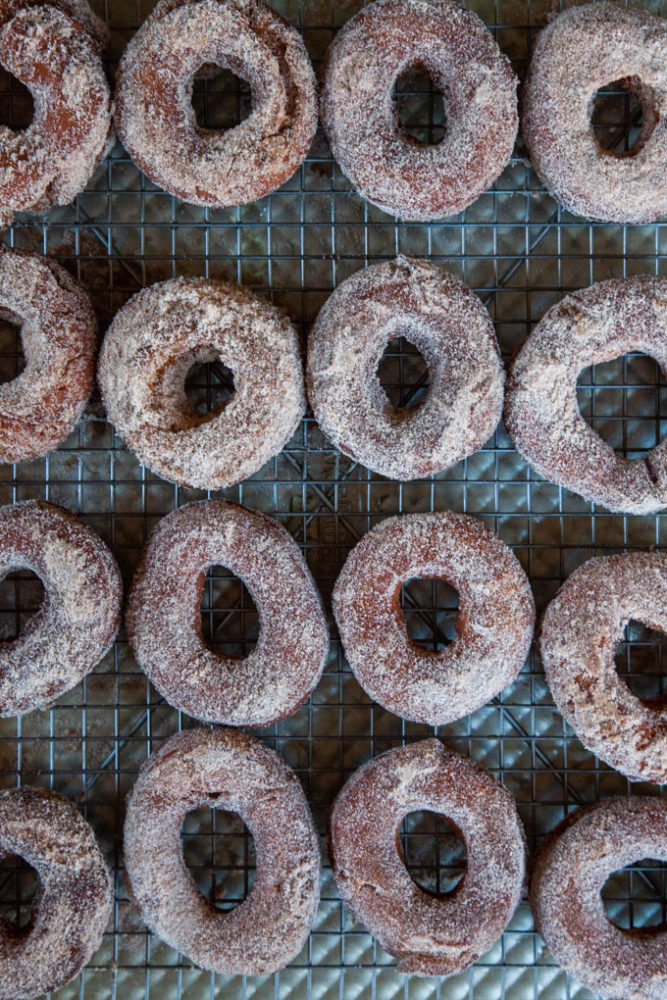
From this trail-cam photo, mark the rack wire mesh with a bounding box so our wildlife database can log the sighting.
[0,0,666,996]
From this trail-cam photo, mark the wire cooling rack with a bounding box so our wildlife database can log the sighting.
[0,0,666,997]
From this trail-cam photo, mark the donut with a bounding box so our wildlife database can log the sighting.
[329,739,526,977]
[540,551,667,785]
[332,511,535,725]
[124,727,320,976]
[522,3,667,224]
[307,257,505,480]
[0,786,113,1000]
[0,500,122,718]
[0,0,109,53]
[0,249,98,464]
[126,499,328,726]
[505,276,667,515]
[320,0,518,221]
[114,0,318,208]
[98,276,305,490]
[531,797,667,1000]
[0,2,111,230]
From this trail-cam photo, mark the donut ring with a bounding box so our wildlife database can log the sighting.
[124,727,320,976]
[98,276,305,490]
[0,786,113,1000]
[0,500,122,718]
[329,739,526,977]
[115,0,317,208]
[126,500,328,726]
[307,258,505,480]
[505,276,667,515]
[321,0,518,221]
[0,3,111,229]
[332,511,535,726]
[522,3,667,224]
[531,797,667,1000]
[0,249,97,464]
[540,551,667,785]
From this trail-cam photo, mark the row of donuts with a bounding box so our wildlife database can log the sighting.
[2,0,666,227]
[4,497,667,788]
[4,247,667,514]
[4,731,666,1000]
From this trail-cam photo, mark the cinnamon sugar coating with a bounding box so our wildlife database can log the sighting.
[332,511,535,726]
[329,739,526,977]
[321,0,518,221]
[0,786,113,1000]
[0,0,109,52]
[307,257,505,480]
[0,501,122,717]
[531,797,667,1000]
[0,249,97,464]
[540,551,667,784]
[0,3,111,229]
[114,0,317,208]
[523,3,667,223]
[98,276,306,490]
[505,276,667,515]
[126,500,328,726]
[124,727,321,976]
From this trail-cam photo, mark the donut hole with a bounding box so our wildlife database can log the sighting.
[399,811,467,897]
[0,854,39,931]
[0,68,34,132]
[200,567,259,657]
[401,578,458,651]
[182,807,255,911]
[0,314,25,385]
[602,858,667,931]
[394,67,446,146]
[377,336,430,410]
[576,353,667,458]
[614,620,667,706]
[184,357,235,422]
[192,66,252,133]
[591,77,658,157]
[0,570,46,642]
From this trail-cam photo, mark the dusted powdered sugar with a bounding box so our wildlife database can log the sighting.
[0,786,113,1000]
[307,256,505,480]
[505,275,667,514]
[114,0,318,207]
[0,0,109,51]
[98,276,306,490]
[531,798,667,1000]
[124,727,321,977]
[522,2,667,224]
[330,739,526,977]
[540,550,667,785]
[332,510,535,725]
[321,0,518,221]
[126,499,329,727]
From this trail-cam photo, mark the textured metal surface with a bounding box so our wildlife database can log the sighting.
[0,0,666,997]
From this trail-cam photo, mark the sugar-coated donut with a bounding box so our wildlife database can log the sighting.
[307,257,505,480]
[0,249,98,464]
[523,3,667,224]
[115,0,317,208]
[505,276,667,515]
[540,551,667,785]
[98,276,305,490]
[333,511,535,725]
[0,501,122,717]
[321,0,518,221]
[0,3,111,229]
[531,797,667,1000]
[0,786,113,1000]
[126,500,328,726]
[329,739,526,977]
[124,727,320,976]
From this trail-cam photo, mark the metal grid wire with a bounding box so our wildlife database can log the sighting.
[0,0,666,996]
